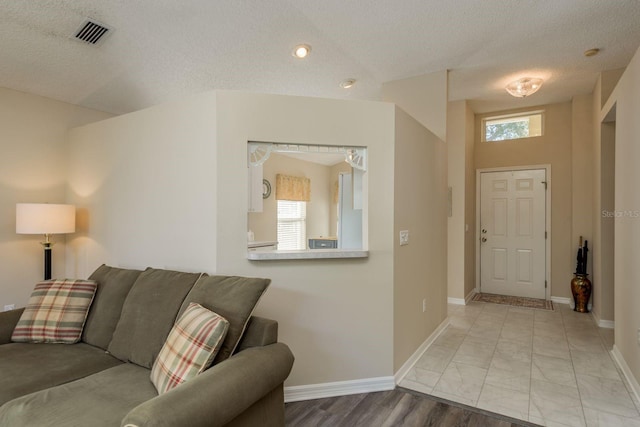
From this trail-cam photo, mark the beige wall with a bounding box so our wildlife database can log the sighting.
[64,89,449,389]
[0,87,110,309]
[591,74,616,324]
[571,95,594,251]
[571,94,595,292]
[248,153,335,243]
[591,77,604,321]
[66,92,219,276]
[214,92,397,386]
[599,121,615,321]
[446,101,466,300]
[464,103,476,298]
[603,45,640,386]
[475,102,573,299]
[446,100,476,302]
[600,68,625,108]
[393,107,448,371]
[382,70,448,141]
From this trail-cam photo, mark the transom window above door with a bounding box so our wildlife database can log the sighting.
[483,111,544,142]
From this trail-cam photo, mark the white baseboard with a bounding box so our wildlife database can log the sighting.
[550,296,571,305]
[465,290,476,305]
[551,296,594,312]
[591,310,615,329]
[283,317,453,403]
[611,345,640,407]
[598,319,615,329]
[447,290,476,306]
[284,376,395,403]
[394,318,450,384]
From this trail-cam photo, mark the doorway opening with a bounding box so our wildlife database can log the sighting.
[597,104,616,327]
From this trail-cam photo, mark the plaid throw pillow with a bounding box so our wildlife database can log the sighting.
[151,303,229,394]
[12,279,98,344]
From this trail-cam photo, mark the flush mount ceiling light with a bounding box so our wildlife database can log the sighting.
[505,77,544,98]
[339,78,356,89]
[292,44,311,59]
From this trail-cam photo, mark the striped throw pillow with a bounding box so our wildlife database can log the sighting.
[12,279,98,344]
[151,303,229,394]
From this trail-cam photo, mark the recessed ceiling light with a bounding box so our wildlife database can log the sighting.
[584,48,600,57]
[293,44,311,59]
[340,79,356,89]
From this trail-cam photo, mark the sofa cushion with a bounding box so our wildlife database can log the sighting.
[151,303,229,394]
[82,264,143,349]
[0,363,156,427]
[0,342,122,406]
[107,268,203,368]
[12,279,97,344]
[178,275,270,365]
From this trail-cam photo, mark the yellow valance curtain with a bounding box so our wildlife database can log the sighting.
[276,174,311,202]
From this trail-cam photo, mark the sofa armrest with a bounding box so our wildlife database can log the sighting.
[0,308,24,344]
[122,342,294,427]
[236,316,278,352]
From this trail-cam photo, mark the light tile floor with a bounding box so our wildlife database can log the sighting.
[399,301,640,427]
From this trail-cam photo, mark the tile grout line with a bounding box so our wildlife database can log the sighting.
[490,305,530,421]
[473,303,499,408]
[430,305,480,397]
[564,306,589,427]
[526,312,534,424]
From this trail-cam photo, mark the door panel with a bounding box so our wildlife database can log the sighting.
[492,199,508,236]
[516,249,532,283]
[516,198,533,236]
[480,169,546,299]
[492,249,507,280]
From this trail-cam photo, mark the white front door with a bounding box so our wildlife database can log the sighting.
[480,169,547,299]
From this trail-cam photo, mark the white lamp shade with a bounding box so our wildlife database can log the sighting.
[16,203,76,235]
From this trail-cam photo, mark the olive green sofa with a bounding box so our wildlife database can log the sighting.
[0,265,294,427]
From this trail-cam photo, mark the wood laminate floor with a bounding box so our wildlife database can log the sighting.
[285,387,540,426]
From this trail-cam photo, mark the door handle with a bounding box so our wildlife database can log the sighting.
[482,229,487,234]
[481,237,487,243]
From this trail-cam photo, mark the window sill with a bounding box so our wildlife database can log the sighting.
[247,249,369,261]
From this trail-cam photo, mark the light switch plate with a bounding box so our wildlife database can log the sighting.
[399,230,409,246]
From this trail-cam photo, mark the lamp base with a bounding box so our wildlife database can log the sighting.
[43,242,52,280]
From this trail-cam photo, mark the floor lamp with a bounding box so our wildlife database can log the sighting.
[16,203,76,280]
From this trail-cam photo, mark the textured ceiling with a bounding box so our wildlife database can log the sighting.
[1,1,639,115]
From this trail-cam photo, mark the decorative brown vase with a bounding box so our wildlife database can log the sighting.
[571,273,592,313]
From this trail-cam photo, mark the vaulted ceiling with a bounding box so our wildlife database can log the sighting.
[1,1,639,115]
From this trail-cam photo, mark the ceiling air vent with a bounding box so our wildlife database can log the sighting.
[74,19,111,45]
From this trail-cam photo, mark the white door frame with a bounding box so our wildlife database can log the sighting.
[475,164,552,300]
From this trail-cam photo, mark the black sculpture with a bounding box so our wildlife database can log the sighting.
[575,237,589,275]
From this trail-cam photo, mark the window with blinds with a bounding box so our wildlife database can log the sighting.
[277,200,307,250]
